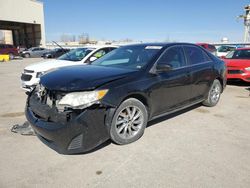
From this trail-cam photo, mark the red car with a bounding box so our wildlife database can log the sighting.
[196,43,217,54]
[0,44,19,59]
[222,48,250,82]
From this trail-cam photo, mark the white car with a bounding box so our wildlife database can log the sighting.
[216,45,236,58]
[21,46,117,91]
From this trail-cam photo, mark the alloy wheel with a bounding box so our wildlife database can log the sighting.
[210,83,221,104]
[115,106,144,139]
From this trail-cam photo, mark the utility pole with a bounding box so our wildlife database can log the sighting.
[238,5,250,42]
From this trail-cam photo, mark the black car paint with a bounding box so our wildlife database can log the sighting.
[26,43,226,154]
[42,49,70,59]
[41,65,137,91]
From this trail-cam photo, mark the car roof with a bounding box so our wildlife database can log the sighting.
[219,45,235,47]
[236,47,250,50]
[121,42,200,48]
[196,43,213,45]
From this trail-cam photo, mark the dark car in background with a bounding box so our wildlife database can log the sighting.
[0,44,19,59]
[42,48,70,59]
[26,43,226,154]
[196,43,217,55]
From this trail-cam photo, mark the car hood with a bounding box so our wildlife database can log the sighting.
[224,59,250,68]
[24,59,82,72]
[40,65,137,91]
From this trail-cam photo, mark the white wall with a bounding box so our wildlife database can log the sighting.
[0,0,46,46]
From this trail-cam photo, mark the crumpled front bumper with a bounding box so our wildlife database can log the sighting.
[25,95,111,154]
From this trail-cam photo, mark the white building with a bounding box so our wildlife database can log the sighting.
[0,0,46,47]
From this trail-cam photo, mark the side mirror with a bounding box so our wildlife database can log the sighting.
[89,56,98,62]
[156,64,172,72]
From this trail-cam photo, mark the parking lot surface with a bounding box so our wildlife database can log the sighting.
[0,58,250,188]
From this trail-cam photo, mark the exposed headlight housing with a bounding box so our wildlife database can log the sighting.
[58,89,108,109]
[245,67,250,71]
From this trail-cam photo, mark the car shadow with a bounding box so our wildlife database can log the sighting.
[75,140,112,155]
[81,103,203,155]
[147,103,202,128]
[75,104,205,154]
[227,81,250,95]
[227,80,250,87]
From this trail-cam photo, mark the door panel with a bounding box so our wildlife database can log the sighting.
[183,46,213,101]
[189,62,213,101]
[150,68,191,116]
[150,46,192,116]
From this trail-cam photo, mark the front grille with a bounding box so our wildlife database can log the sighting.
[21,74,32,81]
[24,69,34,73]
[228,70,244,74]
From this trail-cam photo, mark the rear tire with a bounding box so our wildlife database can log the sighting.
[110,98,148,145]
[202,79,222,107]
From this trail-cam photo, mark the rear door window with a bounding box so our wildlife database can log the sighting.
[184,46,211,65]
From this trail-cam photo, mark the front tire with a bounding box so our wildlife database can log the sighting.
[203,79,222,107]
[110,98,148,145]
[24,53,30,58]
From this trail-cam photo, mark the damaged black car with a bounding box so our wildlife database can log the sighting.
[25,43,226,154]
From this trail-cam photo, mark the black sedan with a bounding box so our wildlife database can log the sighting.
[25,43,226,154]
[42,48,70,59]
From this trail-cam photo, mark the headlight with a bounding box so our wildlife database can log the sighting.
[58,89,108,109]
[245,67,250,71]
[36,71,45,78]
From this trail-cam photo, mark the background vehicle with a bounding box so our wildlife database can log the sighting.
[21,46,117,91]
[42,48,70,59]
[216,45,236,58]
[21,47,51,58]
[0,44,19,59]
[196,43,217,55]
[25,43,226,154]
[222,48,250,82]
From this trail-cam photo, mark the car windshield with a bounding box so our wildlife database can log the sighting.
[225,49,250,59]
[91,45,162,70]
[57,48,93,61]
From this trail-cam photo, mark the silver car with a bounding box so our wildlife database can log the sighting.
[21,47,51,58]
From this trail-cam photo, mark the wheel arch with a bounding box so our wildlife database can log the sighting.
[104,92,151,134]
[215,77,224,92]
[121,92,151,116]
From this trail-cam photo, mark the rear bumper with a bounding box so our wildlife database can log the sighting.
[25,96,110,154]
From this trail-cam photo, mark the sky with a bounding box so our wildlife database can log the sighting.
[42,0,250,43]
